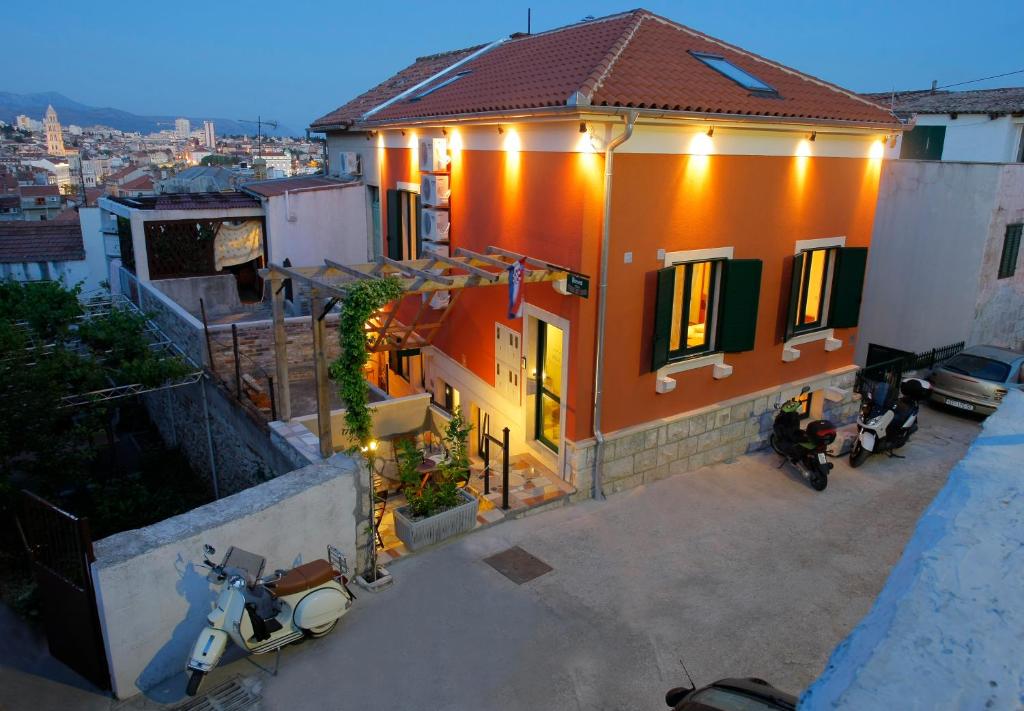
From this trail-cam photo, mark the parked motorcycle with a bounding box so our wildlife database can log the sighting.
[770,386,836,491]
[186,544,355,696]
[850,377,932,467]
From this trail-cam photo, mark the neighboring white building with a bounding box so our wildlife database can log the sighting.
[0,217,106,291]
[869,87,1024,163]
[257,152,292,176]
[175,117,191,138]
[16,114,42,132]
[242,175,369,267]
[856,88,1024,362]
[203,120,216,148]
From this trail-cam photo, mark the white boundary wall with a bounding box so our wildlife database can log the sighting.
[91,458,363,699]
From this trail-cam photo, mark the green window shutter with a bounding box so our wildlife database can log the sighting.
[828,247,868,328]
[651,266,677,371]
[717,259,762,352]
[386,188,401,261]
[784,252,804,341]
[998,224,1022,279]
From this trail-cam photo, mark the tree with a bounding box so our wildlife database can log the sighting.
[200,155,236,167]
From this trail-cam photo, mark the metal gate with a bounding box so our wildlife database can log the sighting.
[17,490,111,690]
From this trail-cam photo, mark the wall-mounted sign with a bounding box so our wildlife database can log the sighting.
[566,272,589,298]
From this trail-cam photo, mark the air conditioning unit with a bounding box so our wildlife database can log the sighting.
[418,137,448,173]
[420,174,450,206]
[421,240,450,258]
[421,208,450,241]
[337,151,361,175]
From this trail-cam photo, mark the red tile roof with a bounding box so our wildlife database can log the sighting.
[20,184,60,197]
[0,222,85,263]
[119,175,154,191]
[310,45,485,129]
[243,176,356,198]
[316,10,897,129]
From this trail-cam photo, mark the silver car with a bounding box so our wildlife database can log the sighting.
[928,345,1024,416]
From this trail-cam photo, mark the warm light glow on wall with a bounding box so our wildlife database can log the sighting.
[407,130,419,178]
[503,128,521,154]
[503,127,521,185]
[688,132,714,156]
[795,139,813,158]
[868,139,885,160]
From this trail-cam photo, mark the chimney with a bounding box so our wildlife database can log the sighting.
[930,79,938,93]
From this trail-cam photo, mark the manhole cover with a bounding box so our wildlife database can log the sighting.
[484,545,553,584]
[171,677,261,711]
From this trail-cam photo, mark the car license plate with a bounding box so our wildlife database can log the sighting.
[817,453,827,465]
[945,398,974,411]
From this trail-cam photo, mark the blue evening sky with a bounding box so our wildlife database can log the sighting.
[7,1,1024,133]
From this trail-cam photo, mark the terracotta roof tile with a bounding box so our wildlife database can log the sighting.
[20,185,60,197]
[0,222,85,263]
[108,191,262,211]
[861,87,1024,116]
[323,9,897,129]
[310,46,486,129]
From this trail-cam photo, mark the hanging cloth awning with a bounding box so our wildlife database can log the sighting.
[214,220,263,270]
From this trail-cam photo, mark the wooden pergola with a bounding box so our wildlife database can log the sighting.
[266,246,575,458]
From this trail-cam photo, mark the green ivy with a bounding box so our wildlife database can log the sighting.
[328,277,404,448]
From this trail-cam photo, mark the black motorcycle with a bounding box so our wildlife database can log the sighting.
[770,386,836,491]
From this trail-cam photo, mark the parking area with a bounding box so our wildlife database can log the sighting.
[0,405,982,710]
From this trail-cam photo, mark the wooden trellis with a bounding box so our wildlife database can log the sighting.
[265,246,576,458]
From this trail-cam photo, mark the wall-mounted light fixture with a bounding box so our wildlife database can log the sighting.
[579,121,588,134]
[401,130,406,136]
[809,131,817,142]
[441,128,448,136]
[706,126,715,138]
[497,126,505,135]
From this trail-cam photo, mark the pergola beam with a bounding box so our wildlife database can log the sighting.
[423,250,500,281]
[453,247,514,271]
[486,245,576,274]
[324,259,378,281]
[381,256,454,285]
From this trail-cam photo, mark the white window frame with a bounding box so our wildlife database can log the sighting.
[784,236,847,357]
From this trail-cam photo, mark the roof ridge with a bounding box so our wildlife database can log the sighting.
[506,8,641,45]
[415,44,487,63]
[576,11,647,104]
[642,11,897,118]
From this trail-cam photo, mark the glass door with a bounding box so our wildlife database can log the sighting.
[535,321,563,453]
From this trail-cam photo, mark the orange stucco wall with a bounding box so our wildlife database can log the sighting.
[375,142,882,440]
[602,152,881,432]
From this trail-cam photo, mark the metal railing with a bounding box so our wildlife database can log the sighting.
[856,340,965,396]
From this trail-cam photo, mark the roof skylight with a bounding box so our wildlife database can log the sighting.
[410,71,472,102]
[690,52,776,94]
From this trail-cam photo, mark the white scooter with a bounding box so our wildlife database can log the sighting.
[850,377,932,467]
[186,544,355,696]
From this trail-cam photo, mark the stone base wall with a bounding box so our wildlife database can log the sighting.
[145,378,303,497]
[206,314,342,385]
[565,368,861,496]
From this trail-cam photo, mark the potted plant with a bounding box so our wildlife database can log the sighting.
[393,407,478,551]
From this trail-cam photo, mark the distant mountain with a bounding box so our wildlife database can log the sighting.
[0,91,298,137]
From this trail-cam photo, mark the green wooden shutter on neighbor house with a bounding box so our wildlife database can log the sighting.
[784,252,804,341]
[828,247,868,328]
[717,259,762,352]
[386,188,402,261]
[651,266,677,371]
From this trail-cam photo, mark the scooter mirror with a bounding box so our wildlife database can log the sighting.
[204,544,216,556]
[800,385,811,394]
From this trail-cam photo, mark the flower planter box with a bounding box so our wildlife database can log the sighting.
[393,489,479,551]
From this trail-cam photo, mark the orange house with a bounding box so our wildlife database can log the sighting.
[311,9,902,496]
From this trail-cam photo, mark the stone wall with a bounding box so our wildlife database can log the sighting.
[91,459,364,700]
[120,267,207,366]
[144,378,303,497]
[566,367,861,496]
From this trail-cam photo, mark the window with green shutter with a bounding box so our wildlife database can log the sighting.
[651,257,761,371]
[828,247,868,328]
[784,246,868,337]
[998,224,1022,279]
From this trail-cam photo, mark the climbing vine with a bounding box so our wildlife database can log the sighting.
[328,276,404,447]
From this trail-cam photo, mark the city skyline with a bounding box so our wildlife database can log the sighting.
[6,1,1024,132]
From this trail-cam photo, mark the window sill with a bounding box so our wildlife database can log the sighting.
[782,328,842,362]
[656,352,732,393]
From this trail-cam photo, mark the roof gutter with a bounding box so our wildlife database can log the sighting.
[347,104,903,133]
[592,110,638,501]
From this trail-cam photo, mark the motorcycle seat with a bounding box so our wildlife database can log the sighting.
[267,559,336,598]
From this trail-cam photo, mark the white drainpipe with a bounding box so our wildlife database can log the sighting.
[591,111,638,500]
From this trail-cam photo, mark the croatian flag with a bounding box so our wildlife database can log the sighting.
[507,258,526,319]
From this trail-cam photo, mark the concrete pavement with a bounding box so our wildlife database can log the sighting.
[0,404,981,710]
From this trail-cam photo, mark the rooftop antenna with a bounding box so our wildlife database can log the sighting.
[527,8,531,34]
[678,658,697,689]
[237,116,280,157]
[930,79,937,93]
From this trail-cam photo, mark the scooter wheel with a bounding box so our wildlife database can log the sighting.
[186,670,205,697]
[770,434,785,456]
[849,440,870,468]
[810,471,828,491]
[305,619,338,639]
